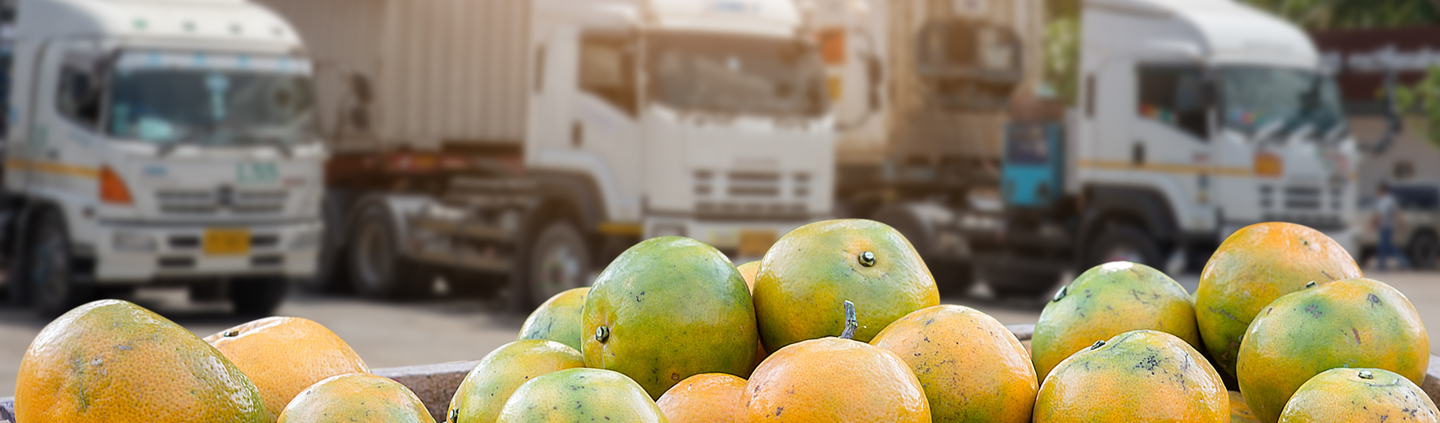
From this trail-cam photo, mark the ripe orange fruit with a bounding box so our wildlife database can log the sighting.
[277,373,433,423]
[739,337,930,422]
[1195,222,1361,378]
[753,219,939,350]
[205,316,369,419]
[447,340,585,423]
[16,300,267,423]
[737,261,760,292]
[1237,278,1429,423]
[1278,368,1439,423]
[871,305,1036,423]
[583,236,759,399]
[1229,392,1259,423]
[495,368,667,423]
[1033,330,1228,423]
[656,373,748,423]
[518,287,589,351]
[1032,261,1201,380]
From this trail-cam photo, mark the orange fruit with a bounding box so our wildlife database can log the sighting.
[871,305,1036,423]
[1032,261,1201,380]
[739,337,930,422]
[277,373,433,423]
[16,300,267,423]
[1237,278,1429,423]
[737,261,760,292]
[518,287,589,351]
[205,316,369,419]
[447,340,585,423]
[656,373,747,423]
[495,368,667,422]
[1034,330,1227,423]
[1278,368,1439,423]
[753,219,939,350]
[1195,222,1362,378]
[1229,392,1259,423]
[583,236,758,399]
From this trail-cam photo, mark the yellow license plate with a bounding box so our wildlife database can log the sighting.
[203,228,251,256]
[738,229,778,257]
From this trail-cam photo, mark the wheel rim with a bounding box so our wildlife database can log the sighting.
[354,220,393,291]
[530,226,588,302]
[1415,237,1439,268]
[31,223,69,308]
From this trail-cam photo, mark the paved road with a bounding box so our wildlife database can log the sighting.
[0,271,1433,396]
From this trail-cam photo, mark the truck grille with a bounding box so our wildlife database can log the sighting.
[1283,186,1322,210]
[693,170,812,219]
[156,188,288,215]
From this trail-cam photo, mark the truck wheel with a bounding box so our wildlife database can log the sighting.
[306,191,351,293]
[27,210,90,316]
[1408,231,1439,270]
[348,203,425,299]
[229,278,289,316]
[520,219,592,310]
[1086,225,1162,270]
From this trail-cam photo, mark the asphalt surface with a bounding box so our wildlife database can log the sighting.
[0,271,1433,396]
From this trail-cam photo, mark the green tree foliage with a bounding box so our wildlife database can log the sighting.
[1237,0,1440,30]
[1394,67,1440,149]
[1043,0,1080,105]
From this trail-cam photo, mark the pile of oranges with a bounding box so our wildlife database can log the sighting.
[10,220,1436,423]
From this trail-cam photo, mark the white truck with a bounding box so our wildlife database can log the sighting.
[822,0,1370,295]
[260,0,833,308]
[1,0,325,315]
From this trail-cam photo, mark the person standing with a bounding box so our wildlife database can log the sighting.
[1373,182,1408,271]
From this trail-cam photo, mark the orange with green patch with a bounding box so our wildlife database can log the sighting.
[495,368,668,423]
[739,337,930,422]
[446,340,585,423]
[15,300,268,423]
[753,219,939,351]
[1032,261,1201,381]
[871,305,1037,423]
[1195,222,1361,379]
[277,373,433,423]
[1278,368,1439,423]
[582,236,759,399]
[1033,330,1228,423]
[518,287,589,352]
[1237,278,1429,423]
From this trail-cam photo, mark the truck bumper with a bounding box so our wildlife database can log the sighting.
[645,217,819,262]
[91,220,322,283]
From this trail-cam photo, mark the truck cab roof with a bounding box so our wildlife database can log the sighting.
[539,0,802,38]
[16,0,303,54]
[1086,0,1317,68]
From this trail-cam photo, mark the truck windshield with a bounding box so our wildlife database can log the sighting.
[647,32,827,118]
[1217,66,1345,140]
[105,52,316,146]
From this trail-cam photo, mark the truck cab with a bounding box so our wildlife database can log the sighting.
[1069,0,1356,268]
[516,0,833,301]
[5,0,323,314]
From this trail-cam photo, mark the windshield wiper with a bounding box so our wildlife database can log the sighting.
[235,133,294,158]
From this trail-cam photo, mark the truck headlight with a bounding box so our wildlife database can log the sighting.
[113,231,156,252]
[290,229,322,250]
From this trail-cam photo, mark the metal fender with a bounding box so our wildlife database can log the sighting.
[1079,186,1179,245]
[347,193,437,256]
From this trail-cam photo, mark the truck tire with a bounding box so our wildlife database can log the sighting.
[306,191,351,293]
[1085,224,1162,270]
[229,277,289,316]
[348,202,427,299]
[1408,231,1439,270]
[517,218,592,310]
[26,210,91,316]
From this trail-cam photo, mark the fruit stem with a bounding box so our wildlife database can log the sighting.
[841,300,858,340]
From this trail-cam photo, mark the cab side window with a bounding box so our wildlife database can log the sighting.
[578,34,637,116]
[1137,65,1208,140]
[57,64,102,129]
